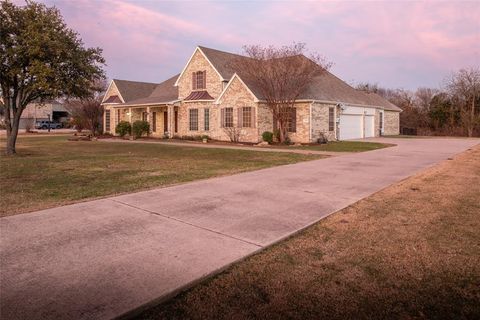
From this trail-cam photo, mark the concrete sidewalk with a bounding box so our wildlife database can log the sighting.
[0,138,478,319]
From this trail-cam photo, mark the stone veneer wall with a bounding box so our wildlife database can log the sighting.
[216,77,259,143]
[177,50,224,100]
[177,101,217,138]
[257,103,273,141]
[384,111,400,135]
[311,102,338,142]
[287,102,311,143]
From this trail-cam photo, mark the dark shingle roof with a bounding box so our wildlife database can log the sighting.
[103,95,122,104]
[113,74,179,106]
[205,49,401,111]
[113,79,158,103]
[198,46,249,80]
[109,46,400,111]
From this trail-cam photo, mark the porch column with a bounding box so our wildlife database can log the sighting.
[128,107,132,123]
[146,106,151,134]
[168,105,174,138]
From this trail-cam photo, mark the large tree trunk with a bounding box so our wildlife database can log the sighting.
[6,124,19,155]
[4,101,23,155]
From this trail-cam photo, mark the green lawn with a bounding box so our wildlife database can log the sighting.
[268,141,393,152]
[0,136,323,216]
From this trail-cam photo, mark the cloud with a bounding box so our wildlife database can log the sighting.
[11,0,480,89]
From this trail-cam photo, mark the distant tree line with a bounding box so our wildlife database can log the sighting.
[356,67,480,137]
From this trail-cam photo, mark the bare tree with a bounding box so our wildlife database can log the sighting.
[65,80,106,136]
[223,126,241,143]
[230,43,332,143]
[445,67,480,137]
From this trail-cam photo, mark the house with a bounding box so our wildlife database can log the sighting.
[102,46,401,142]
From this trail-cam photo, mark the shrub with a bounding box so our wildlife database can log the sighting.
[132,120,150,138]
[262,131,274,144]
[317,131,328,144]
[115,121,131,137]
[201,135,210,141]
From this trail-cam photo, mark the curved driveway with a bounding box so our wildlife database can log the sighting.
[1,138,478,319]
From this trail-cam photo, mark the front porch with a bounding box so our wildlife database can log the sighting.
[112,104,179,138]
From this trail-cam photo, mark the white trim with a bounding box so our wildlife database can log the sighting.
[173,47,225,87]
[309,99,402,112]
[114,100,178,108]
[101,80,125,104]
[183,99,215,103]
[215,73,259,104]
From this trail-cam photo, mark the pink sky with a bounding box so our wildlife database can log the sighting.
[16,0,480,90]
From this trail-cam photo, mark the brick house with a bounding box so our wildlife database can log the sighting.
[102,46,401,142]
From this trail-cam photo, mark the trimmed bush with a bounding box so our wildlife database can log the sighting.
[262,131,274,144]
[115,121,131,137]
[132,120,150,138]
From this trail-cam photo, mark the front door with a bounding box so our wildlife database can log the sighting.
[163,111,168,133]
[174,110,178,133]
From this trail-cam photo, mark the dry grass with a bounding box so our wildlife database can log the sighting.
[137,146,480,320]
[0,136,322,217]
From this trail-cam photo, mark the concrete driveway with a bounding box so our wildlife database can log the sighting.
[0,138,478,319]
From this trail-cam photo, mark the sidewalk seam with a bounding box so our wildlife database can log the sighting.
[109,198,263,248]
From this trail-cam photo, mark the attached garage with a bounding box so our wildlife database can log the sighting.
[338,106,375,140]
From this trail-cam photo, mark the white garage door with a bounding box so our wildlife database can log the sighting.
[339,114,362,140]
[364,115,375,138]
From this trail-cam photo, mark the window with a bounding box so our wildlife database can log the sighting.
[328,107,335,131]
[142,112,148,122]
[221,107,234,128]
[152,112,156,132]
[241,107,253,128]
[192,71,206,90]
[189,109,198,131]
[116,109,121,124]
[204,108,210,131]
[287,107,296,133]
[105,110,110,131]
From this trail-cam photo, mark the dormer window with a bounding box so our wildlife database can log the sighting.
[192,71,206,90]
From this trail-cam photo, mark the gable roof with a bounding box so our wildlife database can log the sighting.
[198,46,249,80]
[116,74,179,107]
[113,79,158,103]
[197,47,401,111]
[103,95,122,104]
[106,46,401,111]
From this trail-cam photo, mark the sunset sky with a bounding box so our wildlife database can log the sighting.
[17,0,480,90]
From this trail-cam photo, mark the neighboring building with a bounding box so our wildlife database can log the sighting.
[102,46,401,142]
[0,100,69,129]
[20,101,69,129]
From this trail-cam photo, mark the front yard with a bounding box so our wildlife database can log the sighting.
[0,136,323,217]
[137,145,480,319]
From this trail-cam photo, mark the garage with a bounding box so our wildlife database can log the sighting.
[338,106,375,140]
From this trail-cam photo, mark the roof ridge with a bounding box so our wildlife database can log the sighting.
[197,45,246,58]
[113,79,159,85]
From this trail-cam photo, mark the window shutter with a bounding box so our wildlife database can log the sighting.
[221,108,225,128]
[192,72,196,90]
[203,70,206,89]
[252,107,256,128]
[238,108,243,128]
